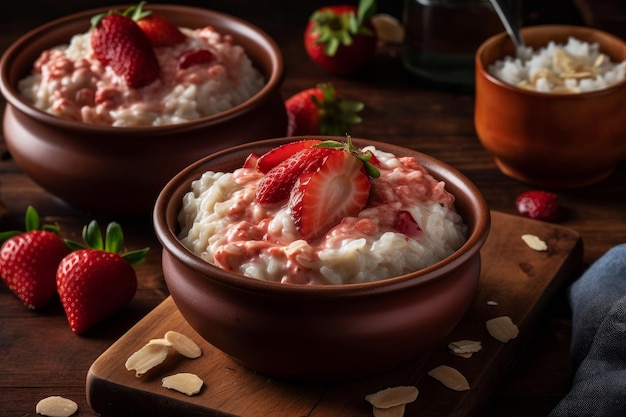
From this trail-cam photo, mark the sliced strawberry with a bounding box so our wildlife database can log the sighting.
[243,153,260,169]
[135,12,186,47]
[178,49,216,69]
[256,139,322,174]
[256,146,335,205]
[393,210,423,239]
[289,149,371,241]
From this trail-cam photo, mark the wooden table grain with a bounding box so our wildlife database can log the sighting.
[1,1,625,417]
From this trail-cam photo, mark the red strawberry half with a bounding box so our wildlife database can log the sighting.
[0,207,69,309]
[90,8,160,88]
[58,220,149,334]
[289,147,371,241]
[304,0,378,74]
[285,83,363,137]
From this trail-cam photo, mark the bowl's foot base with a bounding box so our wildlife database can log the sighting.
[494,158,615,189]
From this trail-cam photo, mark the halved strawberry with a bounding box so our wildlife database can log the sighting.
[289,148,371,241]
[256,146,335,205]
[256,139,322,174]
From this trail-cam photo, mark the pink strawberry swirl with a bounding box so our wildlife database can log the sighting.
[18,26,265,127]
[178,147,468,286]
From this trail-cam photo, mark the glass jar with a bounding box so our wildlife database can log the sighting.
[402,0,505,89]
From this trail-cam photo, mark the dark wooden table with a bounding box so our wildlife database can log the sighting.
[1,1,625,416]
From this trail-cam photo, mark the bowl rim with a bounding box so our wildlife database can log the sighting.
[0,3,284,134]
[153,136,491,297]
[475,24,626,98]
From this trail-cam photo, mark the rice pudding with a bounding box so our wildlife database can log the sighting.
[489,37,626,93]
[178,143,468,285]
[18,26,265,126]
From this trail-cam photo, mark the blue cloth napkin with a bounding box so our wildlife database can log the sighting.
[549,243,626,417]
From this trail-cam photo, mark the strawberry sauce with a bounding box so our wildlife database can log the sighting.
[179,147,468,285]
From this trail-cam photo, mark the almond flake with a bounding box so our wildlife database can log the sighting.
[162,373,204,396]
[486,300,499,306]
[36,396,78,417]
[428,365,470,391]
[373,403,406,417]
[521,234,548,251]
[448,340,482,358]
[365,386,418,409]
[486,316,519,343]
[164,330,202,359]
[371,14,405,44]
[125,340,169,377]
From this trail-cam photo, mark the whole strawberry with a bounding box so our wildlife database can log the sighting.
[0,206,69,309]
[304,0,378,74]
[57,221,149,335]
[285,83,363,136]
[90,5,160,88]
[516,190,560,221]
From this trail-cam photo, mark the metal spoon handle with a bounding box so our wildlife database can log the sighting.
[489,0,525,50]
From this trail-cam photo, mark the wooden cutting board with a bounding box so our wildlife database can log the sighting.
[86,211,582,417]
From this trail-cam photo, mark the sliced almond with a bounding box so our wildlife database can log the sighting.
[486,316,519,343]
[448,340,482,358]
[365,386,418,409]
[162,373,204,396]
[373,403,406,417]
[125,340,170,377]
[521,234,548,251]
[371,14,405,44]
[35,396,78,417]
[428,365,470,391]
[486,300,499,306]
[164,331,202,359]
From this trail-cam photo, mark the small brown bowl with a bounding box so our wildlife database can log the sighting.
[0,4,287,214]
[475,25,626,188]
[153,136,491,381]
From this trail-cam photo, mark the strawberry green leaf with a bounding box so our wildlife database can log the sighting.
[24,205,39,232]
[121,247,150,266]
[0,230,21,242]
[83,220,104,251]
[104,222,123,254]
[356,0,377,35]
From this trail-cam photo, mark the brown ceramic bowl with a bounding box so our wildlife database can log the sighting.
[153,136,491,381]
[475,25,626,188]
[0,4,287,214]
